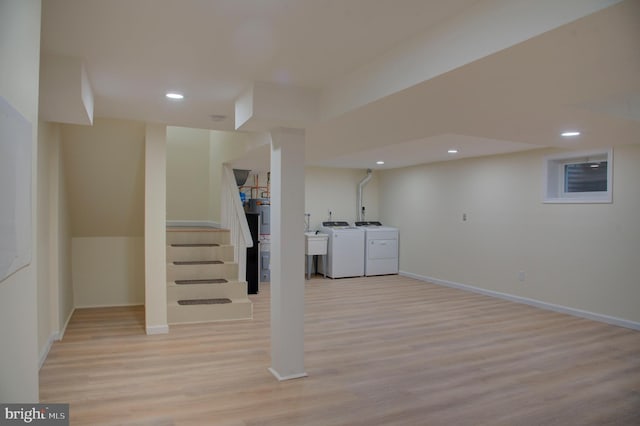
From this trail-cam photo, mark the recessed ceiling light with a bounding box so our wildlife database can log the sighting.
[561,131,580,137]
[166,92,184,100]
[448,149,458,154]
[376,161,385,165]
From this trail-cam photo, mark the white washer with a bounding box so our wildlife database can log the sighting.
[355,221,399,276]
[318,221,365,278]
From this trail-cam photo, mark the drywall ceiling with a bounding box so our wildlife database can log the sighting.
[308,0,640,168]
[40,0,640,170]
[41,0,475,130]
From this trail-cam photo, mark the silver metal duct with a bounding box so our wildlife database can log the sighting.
[233,169,250,186]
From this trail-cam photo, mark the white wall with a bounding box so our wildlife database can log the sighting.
[59,118,145,313]
[379,145,640,324]
[37,121,74,366]
[166,126,211,221]
[305,167,380,230]
[0,0,42,402]
[52,123,74,338]
[72,237,144,307]
[210,130,253,223]
[144,123,168,334]
[36,121,57,366]
[166,127,254,224]
[61,118,145,237]
[37,121,53,360]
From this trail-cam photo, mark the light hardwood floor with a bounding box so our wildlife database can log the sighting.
[40,275,640,425]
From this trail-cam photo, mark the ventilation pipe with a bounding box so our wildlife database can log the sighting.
[357,169,373,222]
[232,169,250,186]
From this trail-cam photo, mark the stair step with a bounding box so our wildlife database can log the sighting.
[173,260,224,265]
[165,226,251,324]
[167,244,234,263]
[168,298,252,324]
[171,243,220,247]
[167,280,247,302]
[177,298,232,305]
[167,229,230,245]
[174,278,228,285]
[167,262,238,281]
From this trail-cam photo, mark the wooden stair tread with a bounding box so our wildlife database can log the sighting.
[177,298,232,305]
[174,278,228,285]
[173,260,224,265]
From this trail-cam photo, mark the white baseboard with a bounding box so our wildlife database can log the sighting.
[268,367,308,381]
[38,333,56,370]
[146,325,169,335]
[166,220,220,228]
[400,271,640,331]
[56,306,76,341]
[39,307,76,369]
[75,302,143,309]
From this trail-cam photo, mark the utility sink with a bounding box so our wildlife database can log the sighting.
[305,232,328,255]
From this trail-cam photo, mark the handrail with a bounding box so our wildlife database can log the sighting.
[221,165,253,283]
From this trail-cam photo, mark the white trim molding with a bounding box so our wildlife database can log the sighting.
[57,307,76,341]
[401,271,640,331]
[39,307,76,370]
[543,148,613,204]
[75,302,143,309]
[38,333,56,370]
[268,367,308,382]
[146,325,169,335]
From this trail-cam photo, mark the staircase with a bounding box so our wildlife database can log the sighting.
[166,227,252,324]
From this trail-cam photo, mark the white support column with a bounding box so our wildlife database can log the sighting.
[269,127,307,381]
[144,124,168,335]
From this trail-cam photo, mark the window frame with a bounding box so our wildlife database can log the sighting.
[543,148,613,204]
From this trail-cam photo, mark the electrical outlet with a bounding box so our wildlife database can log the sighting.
[462,213,467,221]
[518,271,525,282]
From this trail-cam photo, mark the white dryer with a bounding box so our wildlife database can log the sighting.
[318,221,365,278]
[355,221,399,276]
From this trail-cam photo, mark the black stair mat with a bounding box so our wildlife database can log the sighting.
[173,260,223,265]
[178,298,232,305]
[174,278,228,285]
[170,243,220,247]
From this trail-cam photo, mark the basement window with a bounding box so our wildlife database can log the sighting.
[543,149,613,203]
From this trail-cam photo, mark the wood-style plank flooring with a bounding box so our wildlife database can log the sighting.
[40,276,640,425]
